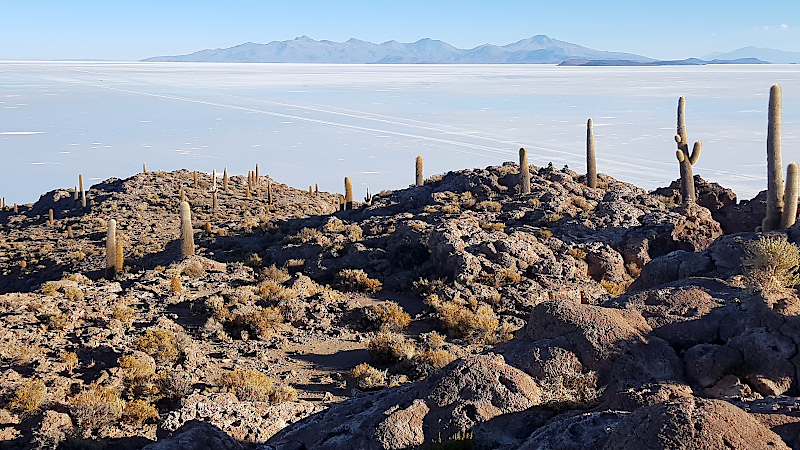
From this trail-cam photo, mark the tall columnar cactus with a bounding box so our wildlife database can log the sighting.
[344,176,353,210]
[48,209,54,226]
[780,162,799,229]
[212,190,218,211]
[267,179,273,205]
[223,167,229,192]
[115,241,124,276]
[180,201,195,257]
[74,186,78,201]
[143,163,147,174]
[674,97,702,203]
[586,119,597,188]
[763,84,785,231]
[519,147,531,194]
[255,163,260,185]
[79,174,86,208]
[212,169,217,193]
[416,156,424,186]
[106,219,117,279]
[193,171,198,189]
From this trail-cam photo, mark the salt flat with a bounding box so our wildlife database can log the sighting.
[1,61,799,203]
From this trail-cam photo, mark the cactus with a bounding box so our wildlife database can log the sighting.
[79,174,86,208]
[309,186,313,195]
[180,201,194,257]
[586,119,597,188]
[255,163,260,185]
[67,226,73,239]
[13,203,17,214]
[223,167,229,192]
[674,97,702,203]
[519,148,531,194]
[180,188,186,202]
[48,209,53,226]
[763,84,785,231]
[267,179,273,205]
[344,176,353,210]
[143,163,147,174]
[315,184,319,195]
[416,155,424,186]
[115,241,124,276]
[73,186,78,201]
[212,169,217,193]
[212,190,218,211]
[106,219,117,279]
[364,187,374,205]
[193,171,198,189]
[780,162,799,229]
[248,171,253,193]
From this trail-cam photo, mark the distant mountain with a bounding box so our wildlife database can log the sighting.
[143,35,656,64]
[560,57,769,66]
[703,47,800,64]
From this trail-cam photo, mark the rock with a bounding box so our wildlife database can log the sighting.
[728,328,796,396]
[144,420,243,450]
[706,375,758,399]
[518,411,629,450]
[683,344,743,388]
[34,410,73,448]
[604,397,790,450]
[375,399,429,450]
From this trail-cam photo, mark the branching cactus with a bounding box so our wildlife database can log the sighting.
[180,201,195,257]
[763,84,786,231]
[345,176,354,210]
[780,162,799,229]
[416,156,424,186]
[586,119,597,188]
[106,219,117,279]
[519,147,531,194]
[674,97,702,203]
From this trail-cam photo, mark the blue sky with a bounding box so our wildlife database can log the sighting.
[1,1,799,61]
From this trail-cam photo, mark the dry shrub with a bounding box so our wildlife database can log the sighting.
[132,329,181,365]
[218,369,294,403]
[12,343,42,365]
[568,248,587,260]
[61,351,79,373]
[118,355,156,380]
[64,286,84,301]
[245,252,263,267]
[479,221,506,232]
[8,378,46,413]
[415,349,456,370]
[372,302,411,332]
[437,302,500,343]
[42,283,58,296]
[200,317,228,341]
[337,269,382,293]
[539,369,604,410]
[284,259,305,272]
[284,227,324,245]
[169,276,182,293]
[262,264,290,283]
[368,333,416,363]
[495,268,521,286]
[233,306,283,339]
[528,198,543,208]
[423,331,447,349]
[540,213,563,225]
[349,363,387,389]
[112,302,135,325]
[256,280,299,301]
[157,369,192,400]
[182,261,205,278]
[476,200,502,212]
[122,400,158,426]
[539,228,553,239]
[423,205,440,214]
[600,280,626,296]
[442,204,460,214]
[69,384,125,437]
[322,217,346,233]
[625,261,642,279]
[742,236,800,294]
[48,313,70,330]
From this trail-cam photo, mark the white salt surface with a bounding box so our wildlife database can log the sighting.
[1,61,799,204]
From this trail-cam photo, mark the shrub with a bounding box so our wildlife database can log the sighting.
[8,378,46,413]
[372,302,411,332]
[48,313,70,330]
[62,351,79,373]
[42,283,58,296]
[540,213,563,225]
[256,280,299,301]
[568,248,587,259]
[169,276,182,293]
[437,302,500,343]
[284,227,324,245]
[415,349,456,370]
[182,261,205,278]
[368,333,416,363]
[218,368,295,403]
[261,264,290,283]
[112,302,135,325]
[539,369,604,410]
[479,221,506,232]
[233,306,283,339]
[423,331,447,349]
[349,363,387,389]
[132,329,181,365]
[337,269,382,293]
[430,431,476,450]
[600,280,626,296]
[476,200,502,212]
[539,228,553,239]
[69,384,125,437]
[495,268,521,286]
[122,400,159,426]
[742,236,800,294]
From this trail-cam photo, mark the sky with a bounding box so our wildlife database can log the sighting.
[1,1,799,61]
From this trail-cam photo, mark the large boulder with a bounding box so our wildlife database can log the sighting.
[518,411,629,450]
[603,397,790,450]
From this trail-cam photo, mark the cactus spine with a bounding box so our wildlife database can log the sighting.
[223,167,229,192]
[586,119,597,188]
[106,219,117,279]
[79,174,86,208]
[416,155,424,186]
[344,176,353,210]
[763,84,785,231]
[674,97,701,204]
[180,201,195,257]
[780,162,799,229]
[519,147,530,194]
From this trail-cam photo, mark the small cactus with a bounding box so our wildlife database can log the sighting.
[674,97,701,203]
[180,201,195,257]
[344,176,353,210]
[106,219,117,279]
[67,226,73,239]
[764,84,785,231]
[519,148,530,194]
[780,162,799,229]
[416,155,424,186]
[586,119,597,188]
[48,209,54,226]
[73,186,78,201]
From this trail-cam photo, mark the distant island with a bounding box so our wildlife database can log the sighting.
[144,35,798,65]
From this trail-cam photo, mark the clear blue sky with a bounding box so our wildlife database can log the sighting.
[2,0,799,61]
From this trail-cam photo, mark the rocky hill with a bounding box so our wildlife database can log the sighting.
[1,159,800,449]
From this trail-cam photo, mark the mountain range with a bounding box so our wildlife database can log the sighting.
[143,36,799,65]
